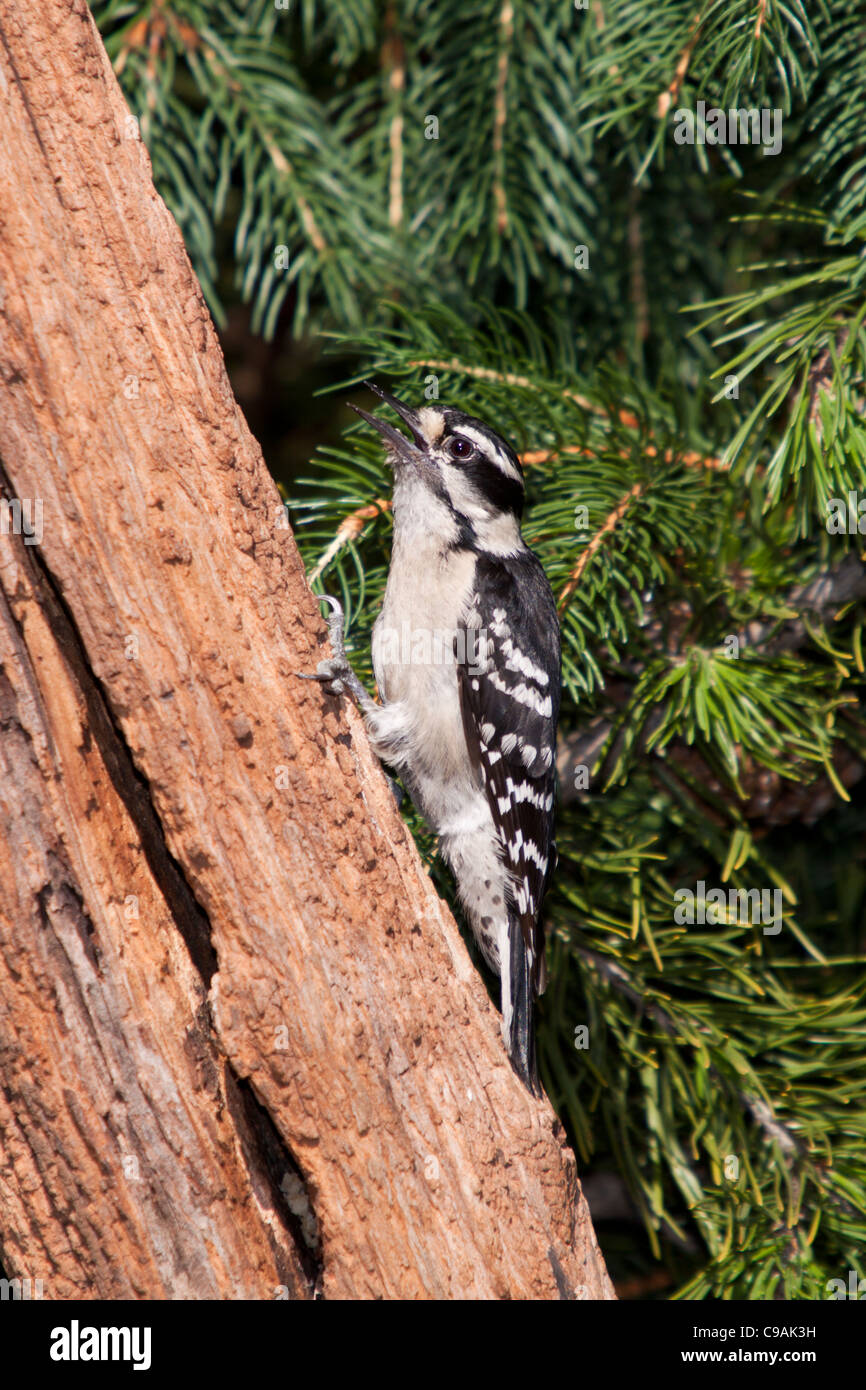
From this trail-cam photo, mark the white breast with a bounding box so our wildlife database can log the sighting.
[369,473,481,825]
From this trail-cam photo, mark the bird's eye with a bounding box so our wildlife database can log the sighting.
[447,436,475,460]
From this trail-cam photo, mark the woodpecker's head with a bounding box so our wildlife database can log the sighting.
[351,381,526,551]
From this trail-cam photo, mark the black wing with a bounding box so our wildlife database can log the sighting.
[457,550,561,999]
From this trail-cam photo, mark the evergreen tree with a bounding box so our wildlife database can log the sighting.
[94,0,866,1299]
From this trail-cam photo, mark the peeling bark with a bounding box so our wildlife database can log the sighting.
[0,0,614,1300]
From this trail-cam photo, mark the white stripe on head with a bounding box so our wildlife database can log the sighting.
[453,424,523,483]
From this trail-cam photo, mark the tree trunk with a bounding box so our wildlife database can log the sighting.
[0,0,614,1300]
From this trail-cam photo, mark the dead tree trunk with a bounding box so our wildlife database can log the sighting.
[0,0,614,1300]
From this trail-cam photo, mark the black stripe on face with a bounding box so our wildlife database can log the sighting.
[425,471,480,550]
[440,410,525,517]
[462,454,525,518]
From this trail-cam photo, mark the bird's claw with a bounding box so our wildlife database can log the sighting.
[295,596,369,706]
[296,656,349,696]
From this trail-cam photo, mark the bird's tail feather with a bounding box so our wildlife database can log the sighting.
[507,919,542,1097]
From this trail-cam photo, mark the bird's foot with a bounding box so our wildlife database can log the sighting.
[296,595,374,709]
[296,656,349,697]
[297,596,405,809]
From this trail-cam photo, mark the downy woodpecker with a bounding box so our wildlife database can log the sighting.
[302,383,561,1095]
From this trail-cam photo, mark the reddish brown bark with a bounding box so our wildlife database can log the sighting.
[0,0,614,1300]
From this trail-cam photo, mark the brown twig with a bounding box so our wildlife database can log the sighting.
[523,444,726,471]
[405,357,640,426]
[383,6,405,231]
[492,0,514,235]
[115,6,198,77]
[656,12,703,119]
[260,138,327,254]
[558,483,645,613]
[307,499,392,585]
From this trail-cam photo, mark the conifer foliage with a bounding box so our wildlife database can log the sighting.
[94,0,866,1298]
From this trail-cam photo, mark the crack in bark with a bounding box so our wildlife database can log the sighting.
[224,1071,324,1293]
[0,458,321,1296]
[0,457,218,983]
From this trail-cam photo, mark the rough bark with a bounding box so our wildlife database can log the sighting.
[0,0,614,1300]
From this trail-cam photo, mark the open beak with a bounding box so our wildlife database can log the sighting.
[349,380,428,463]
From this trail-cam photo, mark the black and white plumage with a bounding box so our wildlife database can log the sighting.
[302,383,561,1095]
[456,551,559,1088]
